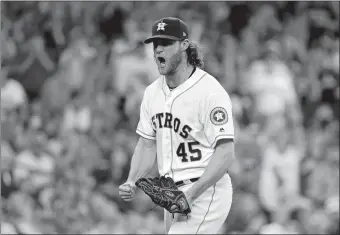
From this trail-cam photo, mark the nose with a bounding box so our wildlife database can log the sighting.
[154,44,164,54]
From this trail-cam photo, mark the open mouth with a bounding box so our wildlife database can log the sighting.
[157,57,166,66]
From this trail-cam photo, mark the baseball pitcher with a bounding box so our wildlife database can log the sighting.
[119,17,236,234]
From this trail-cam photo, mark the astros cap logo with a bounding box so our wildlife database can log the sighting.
[157,22,167,31]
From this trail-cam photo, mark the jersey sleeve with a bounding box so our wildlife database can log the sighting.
[201,92,235,148]
[136,91,156,140]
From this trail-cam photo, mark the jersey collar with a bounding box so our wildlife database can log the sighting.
[162,68,206,98]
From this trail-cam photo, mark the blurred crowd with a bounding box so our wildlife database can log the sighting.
[1,1,339,234]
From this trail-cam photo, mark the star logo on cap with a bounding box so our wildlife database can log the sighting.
[157,22,167,31]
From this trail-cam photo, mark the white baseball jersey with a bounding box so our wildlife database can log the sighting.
[136,68,235,183]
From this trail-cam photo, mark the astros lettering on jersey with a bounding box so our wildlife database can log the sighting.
[136,68,234,183]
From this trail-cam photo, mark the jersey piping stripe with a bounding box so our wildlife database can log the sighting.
[169,73,207,179]
[161,76,167,97]
[136,129,156,140]
[195,183,216,234]
[211,134,234,147]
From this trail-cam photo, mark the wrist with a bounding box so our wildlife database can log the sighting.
[188,184,199,201]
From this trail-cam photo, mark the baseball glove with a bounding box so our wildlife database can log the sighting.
[135,176,191,215]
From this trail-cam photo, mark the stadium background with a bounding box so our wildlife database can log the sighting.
[1,1,339,234]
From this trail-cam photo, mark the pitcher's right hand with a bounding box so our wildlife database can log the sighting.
[119,181,136,202]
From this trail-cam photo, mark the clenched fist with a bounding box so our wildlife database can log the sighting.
[119,181,136,202]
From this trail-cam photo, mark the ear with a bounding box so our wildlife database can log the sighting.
[180,39,189,52]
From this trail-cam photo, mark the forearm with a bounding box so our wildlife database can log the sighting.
[127,138,156,183]
[190,140,235,201]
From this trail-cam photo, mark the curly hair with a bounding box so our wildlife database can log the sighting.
[186,41,204,69]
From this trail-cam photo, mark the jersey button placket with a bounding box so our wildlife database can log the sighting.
[166,97,173,168]
[166,95,172,110]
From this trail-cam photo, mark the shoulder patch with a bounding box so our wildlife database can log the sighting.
[210,107,228,125]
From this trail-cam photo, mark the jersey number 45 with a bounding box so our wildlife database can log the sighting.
[176,141,202,162]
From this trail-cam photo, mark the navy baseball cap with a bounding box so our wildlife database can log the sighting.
[144,17,189,44]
